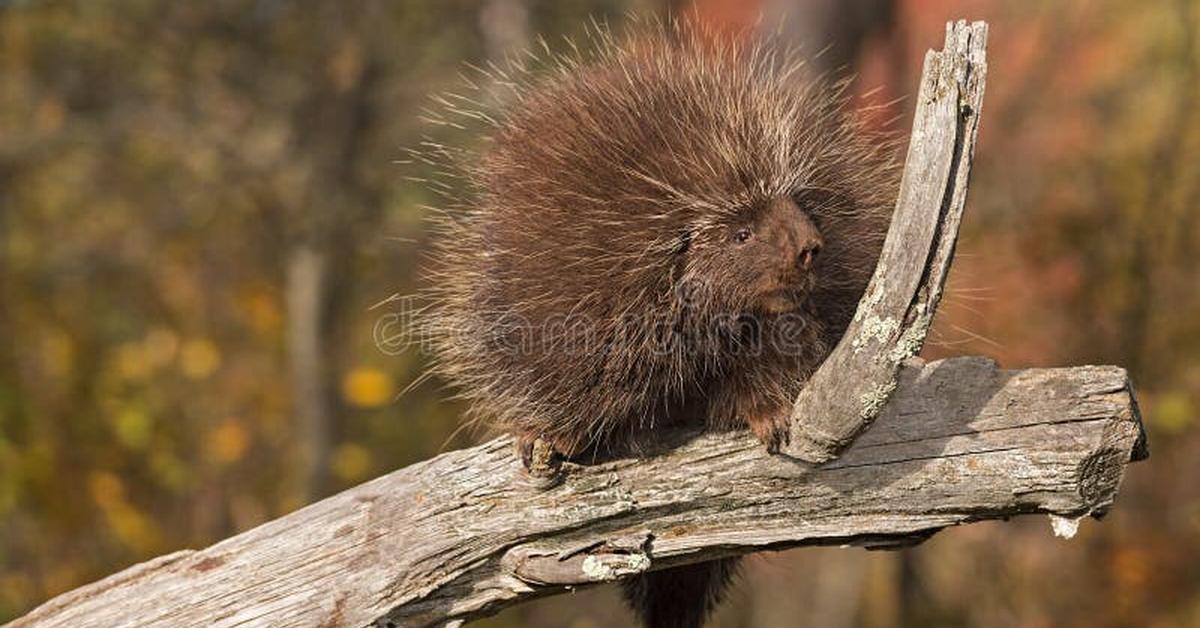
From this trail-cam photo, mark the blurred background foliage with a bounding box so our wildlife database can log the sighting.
[0,0,1197,626]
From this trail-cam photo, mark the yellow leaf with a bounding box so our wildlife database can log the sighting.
[88,471,125,509]
[179,338,221,380]
[40,330,74,379]
[106,502,162,554]
[206,419,250,465]
[331,443,372,483]
[142,327,179,369]
[149,450,191,492]
[113,342,152,381]
[113,407,153,450]
[1152,391,1193,435]
[341,367,395,408]
[239,288,282,335]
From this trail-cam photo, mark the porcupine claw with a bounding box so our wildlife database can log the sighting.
[515,431,565,488]
[748,407,792,454]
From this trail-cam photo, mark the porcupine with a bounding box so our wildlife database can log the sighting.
[419,23,899,628]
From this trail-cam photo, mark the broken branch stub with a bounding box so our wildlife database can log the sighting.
[783,20,990,463]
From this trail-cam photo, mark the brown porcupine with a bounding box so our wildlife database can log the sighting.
[419,23,898,628]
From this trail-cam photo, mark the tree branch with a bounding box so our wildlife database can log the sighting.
[8,358,1145,628]
[783,20,988,462]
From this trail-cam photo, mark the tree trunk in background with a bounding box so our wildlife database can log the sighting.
[478,0,529,63]
[478,0,529,110]
[673,0,906,122]
[772,0,899,75]
[286,243,332,501]
[282,3,384,501]
[674,0,900,73]
[0,163,18,422]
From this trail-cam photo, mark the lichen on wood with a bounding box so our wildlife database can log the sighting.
[782,20,991,463]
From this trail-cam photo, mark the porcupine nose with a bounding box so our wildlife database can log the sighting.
[797,237,822,270]
[786,201,823,271]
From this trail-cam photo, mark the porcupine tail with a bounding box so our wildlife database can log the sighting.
[622,558,741,628]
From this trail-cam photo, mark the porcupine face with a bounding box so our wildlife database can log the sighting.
[682,194,824,319]
[424,27,897,453]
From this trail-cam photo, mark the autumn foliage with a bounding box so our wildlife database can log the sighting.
[0,1,1197,626]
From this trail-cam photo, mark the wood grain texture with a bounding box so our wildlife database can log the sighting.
[8,357,1145,628]
[782,20,989,462]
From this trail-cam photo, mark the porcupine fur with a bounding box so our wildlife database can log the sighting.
[417,22,899,628]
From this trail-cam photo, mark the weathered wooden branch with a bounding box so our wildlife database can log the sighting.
[9,358,1145,628]
[784,21,988,462]
[7,19,1150,628]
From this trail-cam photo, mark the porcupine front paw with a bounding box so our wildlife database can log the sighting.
[746,406,791,454]
[514,430,576,485]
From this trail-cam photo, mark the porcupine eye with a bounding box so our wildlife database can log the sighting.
[732,227,753,244]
